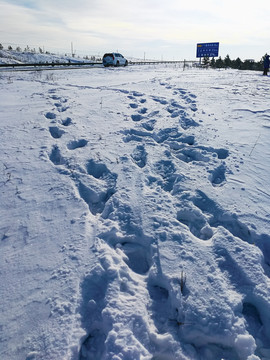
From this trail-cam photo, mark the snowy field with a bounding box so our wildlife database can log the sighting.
[1,64,270,360]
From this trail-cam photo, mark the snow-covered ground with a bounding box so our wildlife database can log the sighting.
[0,49,98,65]
[1,63,270,360]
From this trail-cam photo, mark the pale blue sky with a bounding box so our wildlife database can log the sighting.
[0,0,269,60]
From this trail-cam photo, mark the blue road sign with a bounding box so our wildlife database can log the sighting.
[196,42,219,58]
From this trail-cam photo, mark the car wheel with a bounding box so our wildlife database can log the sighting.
[124,61,128,66]
[116,61,120,67]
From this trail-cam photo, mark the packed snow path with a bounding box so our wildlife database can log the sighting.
[1,66,270,360]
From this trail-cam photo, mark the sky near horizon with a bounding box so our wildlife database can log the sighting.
[1,0,269,61]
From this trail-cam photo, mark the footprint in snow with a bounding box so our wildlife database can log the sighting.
[174,147,210,163]
[50,94,68,102]
[78,159,117,215]
[209,163,227,187]
[79,270,108,360]
[173,145,228,164]
[131,114,144,122]
[153,127,183,144]
[49,145,66,165]
[122,128,154,144]
[131,145,147,168]
[142,119,156,131]
[132,91,144,97]
[117,241,152,275]
[179,115,199,129]
[61,117,72,126]
[193,190,270,277]
[177,88,187,95]
[176,206,214,240]
[138,107,148,114]
[50,95,61,101]
[153,159,184,192]
[44,112,56,120]
[129,103,138,109]
[86,159,114,180]
[57,105,69,113]
[152,96,168,105]
[49,126,65,139]
[67,139,88,150]
[49,151,117,216]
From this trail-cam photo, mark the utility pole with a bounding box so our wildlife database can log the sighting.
[71,42,74,57]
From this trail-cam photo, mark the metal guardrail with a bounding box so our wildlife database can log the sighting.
[0,60,196,69]
[0,61,102,68]
[129,60,193,65]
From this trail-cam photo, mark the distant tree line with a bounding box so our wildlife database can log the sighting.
[202,54,267,71]
[0,43,50,54]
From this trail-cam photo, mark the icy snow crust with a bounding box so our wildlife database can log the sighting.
[1,65,270,360]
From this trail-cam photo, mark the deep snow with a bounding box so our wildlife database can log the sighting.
[1,63,270,360]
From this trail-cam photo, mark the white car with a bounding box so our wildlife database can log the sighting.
[103,53,128,67]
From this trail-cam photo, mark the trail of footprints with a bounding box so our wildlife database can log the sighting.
[42,83,270,359]
[43,91,117,216]
[126,86,229,188]
[125,81,270,261]
[49,146,117,216]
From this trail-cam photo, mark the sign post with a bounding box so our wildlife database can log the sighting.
[196,42,219,64]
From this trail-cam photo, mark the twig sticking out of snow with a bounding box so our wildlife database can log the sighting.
[180,270,186,294]
[249,133,261,156]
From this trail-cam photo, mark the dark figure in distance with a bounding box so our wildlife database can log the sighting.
[263,55,270,75]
